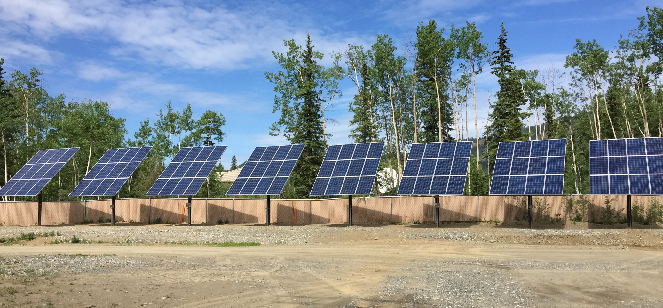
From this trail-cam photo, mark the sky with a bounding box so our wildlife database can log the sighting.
[0,0,660,168]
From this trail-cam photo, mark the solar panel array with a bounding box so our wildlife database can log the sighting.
[69,147,152,196]
[226,144,305,195]
[310,142,384,196]
[146,146,226,196]
[397,142,473,195]
[0,148,79,196]
[589,137,663,195]
[490,139,567,195]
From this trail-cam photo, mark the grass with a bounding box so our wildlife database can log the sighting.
[0,231,59,245]
[179,241,261,247]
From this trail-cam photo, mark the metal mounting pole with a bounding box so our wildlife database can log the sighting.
[111,196,116,226]
[187,196,192,226]
[528,195,533,229]
[627,195,632,228]
[37,192,43,226]
[266,195,271,226]
[434,195,440,228]
[348,195,353,226]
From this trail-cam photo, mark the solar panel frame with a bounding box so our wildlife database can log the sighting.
[146,146,226,196]
[489,139,567,195]
[397,142,473,196]
[225,144,304,196]
[309,142,384,196]
[69,147,152,197]
[0,147,79,197]
[590,137,663,195]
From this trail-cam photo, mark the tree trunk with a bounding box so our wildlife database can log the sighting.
[413,64,418,143]
[87,143,92,175]
[570,132,580,194]
[448,73,459,140]
[387,75,402,184]
[597,74,617,139]
[473,70,479,168]
[434,61,442,142]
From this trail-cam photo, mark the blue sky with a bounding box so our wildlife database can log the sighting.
[0,0,659,168]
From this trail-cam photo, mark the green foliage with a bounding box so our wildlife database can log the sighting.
[415,20,455,142]
[230,155,238,170]
[265,35,329,198]
[485,23,528,172]
[464,154,488,195]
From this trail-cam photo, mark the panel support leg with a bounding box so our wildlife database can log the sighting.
[37,192,43,226]
[187,196,192,226]
[434,195,440,228]
[528,195,533,230]
[627,195,632,228]
[348,195,353,227]
[111,196,116,226]
[266,195,271,226]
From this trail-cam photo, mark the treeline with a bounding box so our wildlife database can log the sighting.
[266,6,663,197]
[0,63,228,201]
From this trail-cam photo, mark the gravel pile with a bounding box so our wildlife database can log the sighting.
[0,224,662,247]
[0,225,345,245]
[404,228,663,247]
[0,254,149,276]
[382,260,532,307]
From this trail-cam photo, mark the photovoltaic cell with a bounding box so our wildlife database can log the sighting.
[225,144,304,195]
[590,137,663,195]
[146,146,226,196]
[310,142,384,196]
[489,139,567,195]
[69,147,151,196]
[397,142,472,195]
[0,148,79,196]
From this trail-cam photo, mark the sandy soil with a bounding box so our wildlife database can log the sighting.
[1,224,662,308]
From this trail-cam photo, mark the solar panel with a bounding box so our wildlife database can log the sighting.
[489,139,567,195]
[146,146,226,196]
[397,142,472,195]
[590,137,663,195]
[69,147,152,196]
[225,144,304,195]
[310,142,384,196]
[0,147,79,196]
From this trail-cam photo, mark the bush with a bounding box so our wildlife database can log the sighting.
[632,201,646,225]
[646,198,663,224]
[603,196,615,224]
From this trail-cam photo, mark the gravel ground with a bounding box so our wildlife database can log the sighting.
[1,224,663,307]
[0,224,662,246]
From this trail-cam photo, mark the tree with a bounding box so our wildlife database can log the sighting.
[342,44,379,143]
[265,35,327,197]
[415,20,455,143]
[0,58,20,190]
[451,22,490,165]
[230,155,238,170]
[373,34,407,185]
[485,23,529,172]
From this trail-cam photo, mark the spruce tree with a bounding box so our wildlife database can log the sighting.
[288,35,326,198]
[230,155,238,170]
[485,23,529,172]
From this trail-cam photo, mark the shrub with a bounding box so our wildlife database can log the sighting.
[646,197,663,225]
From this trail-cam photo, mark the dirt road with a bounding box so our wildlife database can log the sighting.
[1,224,662,307]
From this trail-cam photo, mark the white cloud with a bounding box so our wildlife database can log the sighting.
[0,0,372,71]
[76,62,124,81]
[0,40,54,64]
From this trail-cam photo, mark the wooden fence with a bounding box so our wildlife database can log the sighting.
[1,195,661,226]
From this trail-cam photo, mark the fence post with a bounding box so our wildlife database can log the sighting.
[477,195,481,222]
[83,200,87,222]
[148,198,151,224]
[232,198,235,224]
[390,197,393,223]
[309,199,312,225]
